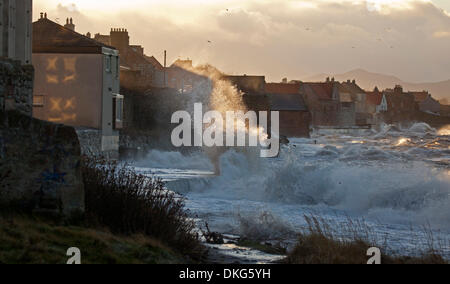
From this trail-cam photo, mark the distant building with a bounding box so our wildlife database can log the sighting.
[383,85,416,123]
[366,87,388,125]
[337,83,357,126]
[94,29,166,89]
[32,15,123,155]
[167,59,209,94]
[223,75,266,94]
[341,80,370,126]
[0,0,33,65]
[300,80,340,127]
[266,83,311,138]
[410,91,441,115]
[440,104,450,117]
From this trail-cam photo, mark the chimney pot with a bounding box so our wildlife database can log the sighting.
[40,12,43,19]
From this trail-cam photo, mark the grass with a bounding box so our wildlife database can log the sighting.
[82,156,204,261]
[284,215,448,264]
[0,156,204,264]
[0,215,183,264]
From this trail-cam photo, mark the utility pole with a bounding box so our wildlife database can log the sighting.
[164,50,167,88]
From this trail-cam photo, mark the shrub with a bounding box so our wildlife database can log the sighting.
[81,157,202,259]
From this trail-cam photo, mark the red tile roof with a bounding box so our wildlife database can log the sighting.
[266,83,301,95]
[366,91,383,105]
[303,82,334,100]
[410,92,430,103]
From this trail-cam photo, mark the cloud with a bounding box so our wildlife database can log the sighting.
[35,0,450,82]
[433,31,450,38]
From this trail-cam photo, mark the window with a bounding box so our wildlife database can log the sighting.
[105,56,112,73]
[33,95,45,107]
[113,94,124,130]
[115,56,119,79]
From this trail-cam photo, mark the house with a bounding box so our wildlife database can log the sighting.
[223,75,266,94]
[337,83,356,126]
[300,79,340,127]
[32,15,123,155]
[266,83,311,137]
[341,80,371,126]
[94,29,166,89]
[0,0,33,65]
[365,87,388,125]
[440,104,450,117]
[410,91,441,115]
[383,85,416,123]
[167,59,210,94]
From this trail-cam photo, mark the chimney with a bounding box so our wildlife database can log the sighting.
[394,85,403,94]
[331,77,335,82]
[40,12,44,19]
[326,77,330,82]
[282,78,288,84]
[110,28,130,51]
[347,79,351,83]
[352,79,356,84]
[64,17,76,31]
[86,32,91,38]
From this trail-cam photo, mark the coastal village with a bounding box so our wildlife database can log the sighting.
[25,13,450,158]
[1,3,450,216]
[1,1,450,265]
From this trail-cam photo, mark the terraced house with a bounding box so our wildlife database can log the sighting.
[32,14,123,156]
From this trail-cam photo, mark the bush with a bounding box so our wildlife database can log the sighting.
[81,157,202,259]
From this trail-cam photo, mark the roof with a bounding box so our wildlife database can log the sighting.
[341,81,365,94]
[366,91,383,105]
[268,93,308,111]
[266,83,301,95]
[33,18,115,54]
[410,92,430,103]
[145,56,164,70]
[303,82,335,100]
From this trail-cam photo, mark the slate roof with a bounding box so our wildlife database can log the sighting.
[33,18,115,54]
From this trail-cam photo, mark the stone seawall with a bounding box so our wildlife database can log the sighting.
[0,111,84,216]
[0,58,34,116]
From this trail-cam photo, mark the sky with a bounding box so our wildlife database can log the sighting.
[33,0,450,83]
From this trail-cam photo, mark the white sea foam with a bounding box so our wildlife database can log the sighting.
[135,122,450,257]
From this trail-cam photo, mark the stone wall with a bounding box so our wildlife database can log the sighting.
[0,110,84,216]
[76,128,119,159]
[0,58,33,116]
